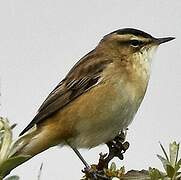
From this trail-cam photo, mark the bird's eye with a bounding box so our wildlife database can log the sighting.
[130,40,143,47]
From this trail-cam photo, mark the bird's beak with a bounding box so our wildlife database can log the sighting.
[155,37,175,45]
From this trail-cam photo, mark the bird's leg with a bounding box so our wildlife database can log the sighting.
[68,143,104,179]
[97,130,130,171]
[71,146,90,169]
[67,130,129,179]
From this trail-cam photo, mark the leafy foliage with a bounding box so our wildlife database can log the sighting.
[149,142,181,180]
[0,117,30,179]
[82,142,181,180]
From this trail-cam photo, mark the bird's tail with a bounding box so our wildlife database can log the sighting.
[10,127,59,158]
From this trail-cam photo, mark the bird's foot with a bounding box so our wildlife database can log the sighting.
[82,166,110,180]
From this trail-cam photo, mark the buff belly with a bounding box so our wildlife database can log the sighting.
[64,79,141,149]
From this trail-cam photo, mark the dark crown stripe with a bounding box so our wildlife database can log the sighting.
[110,28,153,38]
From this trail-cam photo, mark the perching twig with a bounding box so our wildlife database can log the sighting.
[97,131,129,171]
[82,131,129,179]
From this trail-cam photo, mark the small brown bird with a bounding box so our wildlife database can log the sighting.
[14,28,174,167]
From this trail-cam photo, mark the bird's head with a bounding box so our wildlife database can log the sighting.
[98,28,175,63]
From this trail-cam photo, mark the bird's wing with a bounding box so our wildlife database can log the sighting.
[20,51,112,136]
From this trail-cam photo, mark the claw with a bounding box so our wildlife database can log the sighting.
[82,166,110,180]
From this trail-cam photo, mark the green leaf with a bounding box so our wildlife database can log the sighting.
[157,154,170,171]
[149,167,164,180]
[159,142,169,161]
[4,175,19,180]
[177,158,181,165]
[166,165,175,178]
[176,172,181,179]
[0,155,31,178]
[175,158,181,172]
[110,162,116,171]
[169,142,179,167]
[0,118,13,165]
